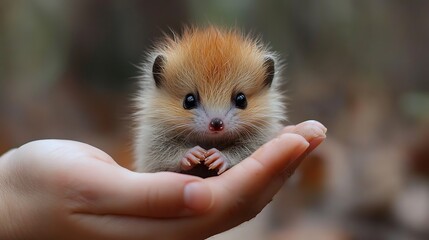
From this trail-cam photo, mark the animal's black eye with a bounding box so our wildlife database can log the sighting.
[183,93,198,109]
[235,93,247,109]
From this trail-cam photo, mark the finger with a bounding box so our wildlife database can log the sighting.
[282,120,327,140]
[208,158,223,170]
[180,158,193,171]
[192,152,205,161]
[217,164,228,175]
[205,148,218,157]
[0,148,17,161]
[186,152,201,164]
[193,146,207,159]
[69,165,213,218]
[209,133,309,205]
[281,120,327,177]
[283,135,325,178]
[204,151,220,165]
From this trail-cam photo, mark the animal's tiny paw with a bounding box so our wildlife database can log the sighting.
[180,146,207,171]
[204,148,229,174]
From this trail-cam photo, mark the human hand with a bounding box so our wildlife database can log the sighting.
[0,120,326,240]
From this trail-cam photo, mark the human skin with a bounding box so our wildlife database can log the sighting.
[0,120,326,240]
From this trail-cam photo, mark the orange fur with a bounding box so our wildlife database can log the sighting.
[160,28,268,96]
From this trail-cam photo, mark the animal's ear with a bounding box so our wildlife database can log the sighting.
[152,55,165,88]
[263,56,275,87]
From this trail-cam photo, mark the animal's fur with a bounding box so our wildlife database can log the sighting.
[134,26,286,174]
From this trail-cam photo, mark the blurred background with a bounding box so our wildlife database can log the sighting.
[1,1,428,239]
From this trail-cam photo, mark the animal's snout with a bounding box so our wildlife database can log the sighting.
[209,118,224,132]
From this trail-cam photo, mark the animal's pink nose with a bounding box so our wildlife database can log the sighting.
[209,118,224,132]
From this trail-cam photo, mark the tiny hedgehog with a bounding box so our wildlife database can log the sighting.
[134,26,286,177]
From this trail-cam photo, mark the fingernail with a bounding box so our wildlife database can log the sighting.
[310,125,327,140]
[306,120,327,133]
[184,182,213,212]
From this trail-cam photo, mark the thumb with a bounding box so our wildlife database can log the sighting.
[68,165,214,218]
